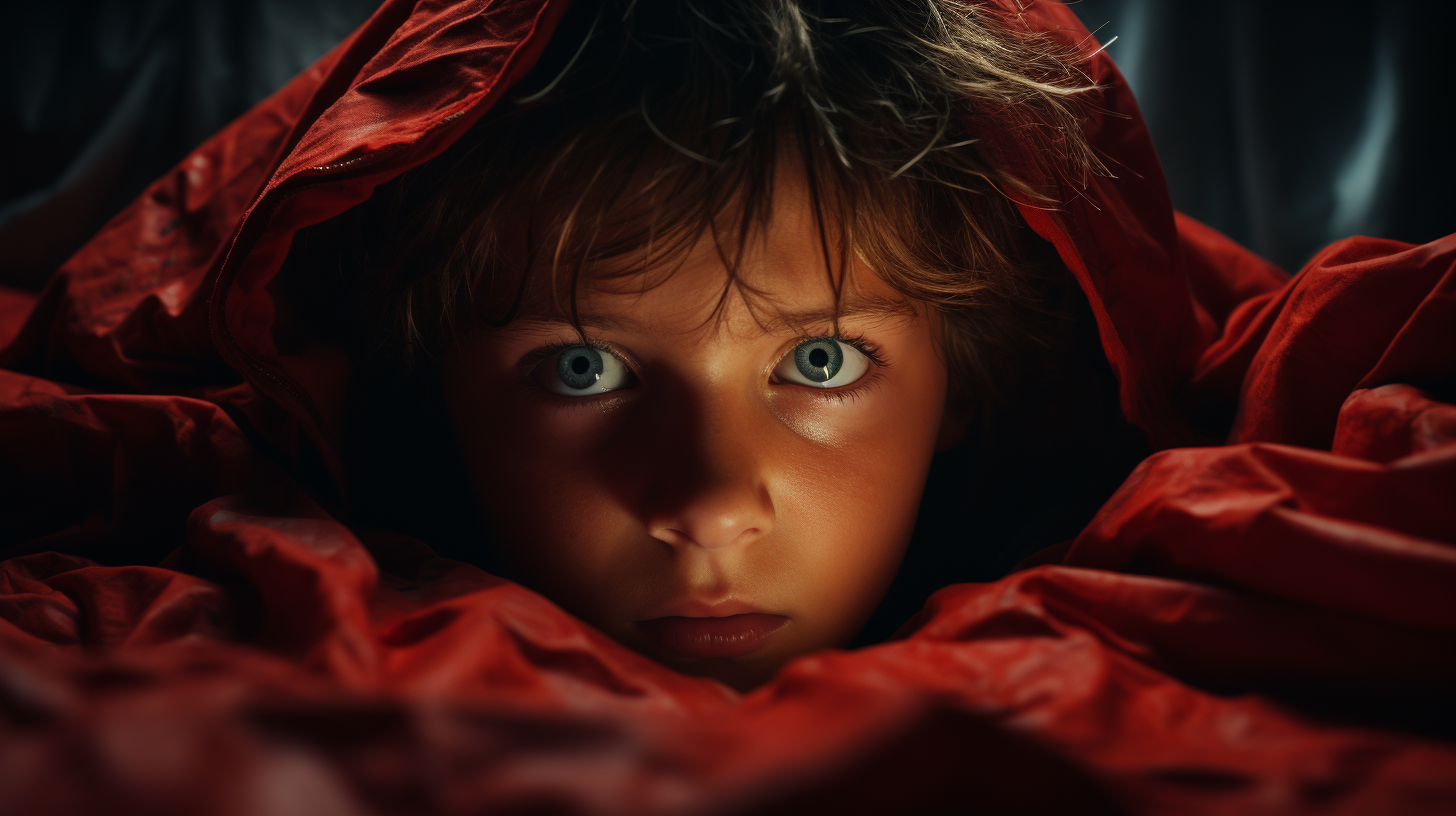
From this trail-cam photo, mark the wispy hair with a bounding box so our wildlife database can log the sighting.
[307,0,1102,430]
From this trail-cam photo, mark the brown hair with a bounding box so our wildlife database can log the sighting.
[298,0,1100,434]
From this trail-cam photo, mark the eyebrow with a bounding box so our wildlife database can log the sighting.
[751,295,919,332]
[539,294,919,334]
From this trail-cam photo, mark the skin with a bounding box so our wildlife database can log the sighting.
[442,169,964,691]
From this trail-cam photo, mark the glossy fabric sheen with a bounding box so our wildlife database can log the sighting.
[1,0,1454,813]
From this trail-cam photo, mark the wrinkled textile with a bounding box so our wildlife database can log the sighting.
[1,1,1454,814]
[2,0,378,291]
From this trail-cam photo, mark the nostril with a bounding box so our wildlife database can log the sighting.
[708,526,764,550]
[650,525,764,549]
[644,476,776,550]
[721,528,763,549]
[653,527,692,548]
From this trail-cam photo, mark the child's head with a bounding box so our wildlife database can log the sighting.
[318,1,1094,689]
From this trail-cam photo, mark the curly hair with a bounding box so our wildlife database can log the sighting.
[291,0,1101,433]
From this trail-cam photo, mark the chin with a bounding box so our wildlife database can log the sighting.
[654,652,788,693]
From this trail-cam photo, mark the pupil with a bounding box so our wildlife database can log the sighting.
[571,355,591,375]
[808,347,829,368]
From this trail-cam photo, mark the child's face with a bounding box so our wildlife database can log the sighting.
[442,170,959,690]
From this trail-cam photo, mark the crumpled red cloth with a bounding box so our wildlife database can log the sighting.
[1,1,1454,813]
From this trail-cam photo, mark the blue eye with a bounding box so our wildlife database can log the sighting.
[773,337,871,388]
[534,345,633,395]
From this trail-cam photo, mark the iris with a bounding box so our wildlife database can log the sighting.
[793,338,843,383]
[556,346,603,390]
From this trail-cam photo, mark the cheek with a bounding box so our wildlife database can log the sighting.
[770,329,948,457]
[778,424,935,604]
[442,324,950,654]
[448,366,626,501]
[764,349,948,641]
[442,374,642,595]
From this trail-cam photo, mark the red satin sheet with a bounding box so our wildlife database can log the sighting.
[2,1,1454,813]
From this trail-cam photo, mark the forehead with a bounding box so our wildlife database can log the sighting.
[512,159,918,338]
[568,258,916,340]
[521,231,921,343]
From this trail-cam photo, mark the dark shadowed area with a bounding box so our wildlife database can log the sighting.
[1072,0,1456,271]
[2,3,1454,813]
[3,0,378,291]
[5,0,1453,290]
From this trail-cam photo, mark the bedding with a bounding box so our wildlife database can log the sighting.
[1,1,1453,813]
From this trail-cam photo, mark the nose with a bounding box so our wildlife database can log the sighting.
[642,398,776,551]
[648,481,774,550]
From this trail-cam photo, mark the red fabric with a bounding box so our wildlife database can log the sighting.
[3,1,1454,813]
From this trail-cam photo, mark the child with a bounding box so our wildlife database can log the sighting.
[275,0,1137,689]
[3,0,1452,811]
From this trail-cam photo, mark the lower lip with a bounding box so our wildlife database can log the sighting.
[636,613,788,659]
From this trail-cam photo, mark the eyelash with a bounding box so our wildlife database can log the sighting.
[520,332,888,400]
[519,337,624,371]
[514,338,638,410]
[831,332,887,368]
[799,332,887,404]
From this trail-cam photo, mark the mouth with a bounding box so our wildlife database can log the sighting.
[635,613,789,659]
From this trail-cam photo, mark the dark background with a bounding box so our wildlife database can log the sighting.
[1074,0,1456,272]
[4,0,1454,292]
[2,0,377,291]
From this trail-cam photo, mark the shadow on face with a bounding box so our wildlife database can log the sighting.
[440,167,960,690]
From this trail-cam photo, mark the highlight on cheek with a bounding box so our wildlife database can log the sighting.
[773,337,872,389]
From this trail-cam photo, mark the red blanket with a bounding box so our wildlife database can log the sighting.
[2,1,1453,813]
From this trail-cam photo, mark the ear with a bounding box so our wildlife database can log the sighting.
[935,397,972,453]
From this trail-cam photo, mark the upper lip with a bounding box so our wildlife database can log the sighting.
[637,596,776,621]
